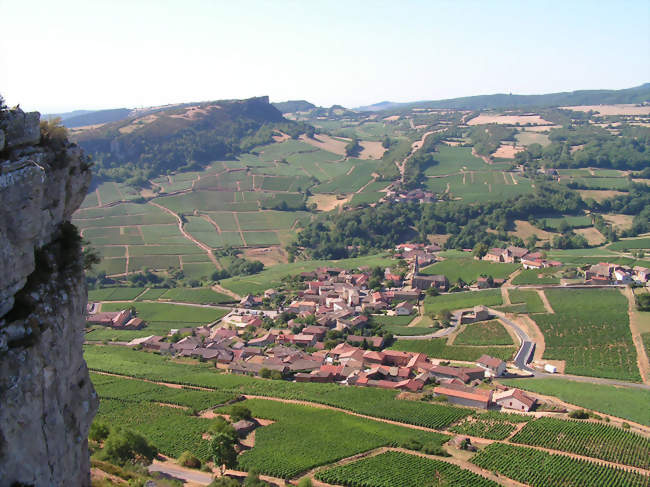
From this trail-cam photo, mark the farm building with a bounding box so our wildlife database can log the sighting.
[493,388,536,412]
[411,274,449,291]
[477,354,506,377]
[433,383,492,409]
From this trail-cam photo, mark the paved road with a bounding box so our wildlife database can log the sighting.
[489,309,534,371]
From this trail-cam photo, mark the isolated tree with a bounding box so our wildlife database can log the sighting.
[382,136,391,149]
[99,428,158,466]
[473,243,488,259]
[244,469,269,487]
[211,431,238,476]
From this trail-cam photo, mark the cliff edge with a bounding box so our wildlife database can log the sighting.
[0,108,97,486]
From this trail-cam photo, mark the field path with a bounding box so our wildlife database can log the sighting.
[148,201,219,267]
[124,245,130,274]
[212,283,241,300]
[95,188,103,207]
[537,290,555,314]
[622,287,650,384]
[201,214,222,234]
[471,147,492,165]
[396,131,435,181]
[232,212,247,246]
[501,287,511,305]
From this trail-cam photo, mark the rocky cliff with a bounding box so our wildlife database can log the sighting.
[0,108,97,486]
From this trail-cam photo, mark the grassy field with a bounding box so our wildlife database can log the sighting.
[534,288,640,381]
[454,320,514,346]
[511,267,562,285]
[157,287,234,304]
[420,258,519,283]
[222,399,449,479]
[423,290,503,315]
[607,237,650,251]
[507,289,546,313]
[88,287,146,301]
[87,302,228,341]
[499,378,650,426]
[389,338,515,361]
[540,215,592,231]
[424,146,488,176]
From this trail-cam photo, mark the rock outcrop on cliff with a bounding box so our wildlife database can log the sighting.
[0,107,97,486]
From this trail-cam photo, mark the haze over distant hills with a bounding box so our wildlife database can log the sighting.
[354,83,650,112]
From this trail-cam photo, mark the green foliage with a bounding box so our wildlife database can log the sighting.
[97,427,158,466]
[178,451,201,469]
[229,404,252,422]
[211,431,238,475]
[316,451,498,487]
[471,443,649,487]
[511,417,650,469]
[89,421,110,442]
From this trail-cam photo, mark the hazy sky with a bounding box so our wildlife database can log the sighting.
[2,0,649,112]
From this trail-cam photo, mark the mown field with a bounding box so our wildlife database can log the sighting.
[87,302,228,341]
[84,346,472,430]
[316,451,498,487]
[423,289,503,315]
[420,258,519,283]
[534,288,640,381]
[507,289,547,313]
[499,378,650,426]
[471,443,650,487]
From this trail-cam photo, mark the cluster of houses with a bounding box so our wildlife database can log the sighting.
[585,263,650,285]
[384,188,436,204]
[123,323,534,412]
[86,307,144,330]
[483,246,562,270]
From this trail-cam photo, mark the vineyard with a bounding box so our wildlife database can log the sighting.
[389,338,516,361]
[222,399,449,479]
[511,417,650,469]
[471,443,650,487]
[96,399,214,460]
[448,411,529,440]
[453,320,514,346]
[535,289,641,381]
[315,451,499,487]
[84,346,471,430]
[90,372,235,410]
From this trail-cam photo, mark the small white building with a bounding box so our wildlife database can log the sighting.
[477,354,506,377]
[493,388,536,412]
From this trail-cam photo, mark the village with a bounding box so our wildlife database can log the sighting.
[86,242,650,416]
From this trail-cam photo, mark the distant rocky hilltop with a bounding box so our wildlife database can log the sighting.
[0,106,97,485]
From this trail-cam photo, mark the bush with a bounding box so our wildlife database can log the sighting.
[423,443,451,457]
[89,421,110,442]
[568,410,590,419]
[97,428,158,466]
[400,439,423,451]
[178,451,201,469]
[297,478,313,487]
[209,477,240,487]
[230,404,253,422]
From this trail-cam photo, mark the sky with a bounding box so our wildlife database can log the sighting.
[1,0,649,113]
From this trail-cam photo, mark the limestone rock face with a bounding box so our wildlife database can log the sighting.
[0,109,97,486]
[4,108,41,149]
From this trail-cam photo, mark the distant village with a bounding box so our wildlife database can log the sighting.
[87,241,649,414]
